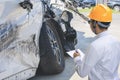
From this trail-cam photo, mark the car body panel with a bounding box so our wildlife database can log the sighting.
[68,0,95,8]
[0,0,44,79]
[107,0,120,10]
[0,0,77,79]
[82,0,95,6]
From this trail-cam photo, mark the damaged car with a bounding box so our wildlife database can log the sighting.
[0,0,77,80]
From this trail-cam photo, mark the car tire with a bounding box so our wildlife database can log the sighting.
[36,20,65,75]
[113,5,120,12]
[88,6,91,9]
[82,6,85,9]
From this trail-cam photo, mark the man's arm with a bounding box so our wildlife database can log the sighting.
[74,45,102,77]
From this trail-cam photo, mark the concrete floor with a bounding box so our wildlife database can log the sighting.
[29,12,120,80]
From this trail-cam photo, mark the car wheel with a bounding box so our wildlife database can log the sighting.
[113,5,120,12]
[36,20,65,75]
[88,6,91,9]
[82,6,85,9]
[82,7,85,9]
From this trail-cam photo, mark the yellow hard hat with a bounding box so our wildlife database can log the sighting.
[89,4,112,22]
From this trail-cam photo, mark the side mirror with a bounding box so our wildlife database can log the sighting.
[61,10,73,23]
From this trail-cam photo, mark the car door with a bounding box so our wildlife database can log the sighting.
[0,0,43,79]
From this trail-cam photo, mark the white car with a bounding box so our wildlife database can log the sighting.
[0,0,77,80]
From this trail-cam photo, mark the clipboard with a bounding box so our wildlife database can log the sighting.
[66,49,85,59]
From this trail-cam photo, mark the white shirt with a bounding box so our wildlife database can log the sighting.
[74,31,120,80]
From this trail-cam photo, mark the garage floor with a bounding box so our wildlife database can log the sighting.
[29,12,120,80]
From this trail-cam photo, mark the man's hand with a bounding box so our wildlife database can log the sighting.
[73,51,80,58]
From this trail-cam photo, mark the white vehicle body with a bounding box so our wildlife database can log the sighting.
[0,0,77,80]
[0,0,43,79]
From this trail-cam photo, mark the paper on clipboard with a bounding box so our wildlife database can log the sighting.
[66,50,75,58]
[66,49,85,59]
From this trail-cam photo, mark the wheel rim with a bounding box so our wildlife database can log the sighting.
[46,25,62,65]
[114,6,120,12]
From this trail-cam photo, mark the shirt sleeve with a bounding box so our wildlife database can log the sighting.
[74,45,102,78]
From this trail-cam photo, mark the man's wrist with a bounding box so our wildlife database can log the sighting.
[74,56,81,62]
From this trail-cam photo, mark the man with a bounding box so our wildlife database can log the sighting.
[73,4,120,80]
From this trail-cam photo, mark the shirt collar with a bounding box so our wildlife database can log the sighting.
[97,31,109,38]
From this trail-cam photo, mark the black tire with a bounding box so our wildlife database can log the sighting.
[88,6,91,9]
[113,5,120,12]
[82,6,85,9]
[36,19,65,75]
